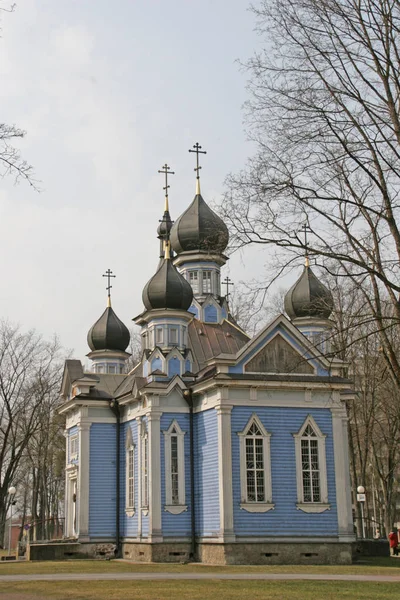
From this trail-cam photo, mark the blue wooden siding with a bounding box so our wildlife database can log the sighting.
[231,407,338,537]
[228,325,329,376]
[204,305,218,323]
[68,426,78,464]
[188,304,199,318]
[120,420,138,539]
[89,423,117,538]
[194,409,220,537]
[168,357,181,377]
[151,357,162,373]
[160,413,191,537]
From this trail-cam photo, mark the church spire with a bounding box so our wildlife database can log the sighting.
[157,164,174,260]
[102,269,115,308]
[189,142,207,196]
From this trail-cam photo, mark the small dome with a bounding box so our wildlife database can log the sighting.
[142,258,193,311]
[170,193,229,254]
[284,265,334,320]
[87,306,130,352]
[157,210,173,239]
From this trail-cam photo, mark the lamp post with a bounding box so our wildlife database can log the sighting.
[7,486,16,556]
[369,465,378,536]
[357,485,366,539]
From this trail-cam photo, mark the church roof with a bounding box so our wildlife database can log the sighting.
[188,318,249,370]
[170,193,229,255]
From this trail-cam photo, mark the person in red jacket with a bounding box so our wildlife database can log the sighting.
[389,528,399,556]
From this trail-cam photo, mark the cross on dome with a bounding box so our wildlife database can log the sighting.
[102,269,116,307]
[189,142,207,194]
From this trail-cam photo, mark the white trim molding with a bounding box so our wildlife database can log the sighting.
[163,419,187,514]
[293,415,330,513]
[238,413,274,512]
[216,405,235,541]
[125,426,135,517]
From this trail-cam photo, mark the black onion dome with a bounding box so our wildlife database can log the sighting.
[170,194,229,254]
[87,306,130,352]
[157,210,173,238]
[142,259,193,311]
[284,265,334,320]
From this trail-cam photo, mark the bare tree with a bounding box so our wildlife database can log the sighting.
[222,0,400,387]
[0,323,63,544]
[1,2,35,187]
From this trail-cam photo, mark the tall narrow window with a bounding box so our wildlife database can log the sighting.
[156,328,163,344]
[202,271,212,294]
[293,416,329,513]
[171,433,179,504]
[164,420,187,513]
[125,427,135,515]
[238,415,274,512]
[189,271,199,294]
[70,435,78,460]
[245,423,265,502]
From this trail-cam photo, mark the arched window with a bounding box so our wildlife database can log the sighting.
[125,426,135,516]
[238,414,274,513]
[163,420,187,514]
[293,416,330,513]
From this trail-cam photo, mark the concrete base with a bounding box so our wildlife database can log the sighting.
[352,539,389,559]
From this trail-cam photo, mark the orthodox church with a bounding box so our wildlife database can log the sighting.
[60,147,355,564]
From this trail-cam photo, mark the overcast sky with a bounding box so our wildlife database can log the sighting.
[0,0,280,364]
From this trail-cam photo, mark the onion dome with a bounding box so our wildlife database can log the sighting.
[157,209,173,239]
[142,244,193,311]
[87,305,130,352]
[284,263,334,320]
[170,192,229,255]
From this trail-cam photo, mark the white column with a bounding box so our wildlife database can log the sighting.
[216,405,235,542]
[331,405,355,541]
[77,422,91,542]
[147,410,163,542]
[136,417,142,540]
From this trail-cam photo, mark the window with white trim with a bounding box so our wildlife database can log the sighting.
[70,434,78,460]
[293,416,330,513]
[202,271,212,294]
[141,424,149,508]
[189,271,199,294]
[169,328,178,345]
[238,415,274,513]
[125,427,135,515]
[163,420,187,514]
[156,328,163,344]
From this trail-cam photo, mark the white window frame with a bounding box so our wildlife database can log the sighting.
[163,420,187,514]
[238,414,274,513]
[293,415,330,513]
[125,427,135,517]
[156,327,163,345]
[189,271,199,294]
[141,423,149,510]
[70,434,78,461]
[169,328,178,345]
[202,270,212,294]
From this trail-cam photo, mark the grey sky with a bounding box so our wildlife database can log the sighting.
[0,0,272,363]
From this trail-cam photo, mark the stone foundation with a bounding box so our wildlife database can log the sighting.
[27,542,116,561]
[197,542,352,565]
[121,542,191,563]
[120,541,352,565]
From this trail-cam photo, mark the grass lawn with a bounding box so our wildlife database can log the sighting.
[0,580,398,600]
[0,556,399,576]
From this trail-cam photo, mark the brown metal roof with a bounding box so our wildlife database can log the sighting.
[188,318,249,370]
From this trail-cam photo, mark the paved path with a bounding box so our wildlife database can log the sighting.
[0,572,400,582]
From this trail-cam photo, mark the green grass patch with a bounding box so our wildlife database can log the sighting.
[0,556,399,576]
[0,580,398,600]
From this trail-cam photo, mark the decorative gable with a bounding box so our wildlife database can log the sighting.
[245,333,314,374]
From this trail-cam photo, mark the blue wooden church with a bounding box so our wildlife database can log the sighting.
[60,149,355,564]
